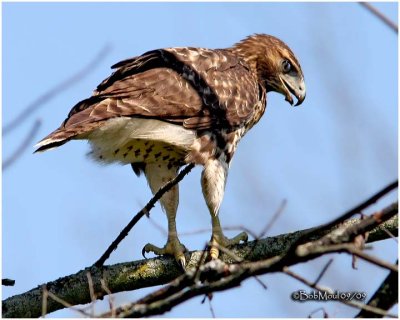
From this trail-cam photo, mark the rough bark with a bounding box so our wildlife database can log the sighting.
[3,211,397,318]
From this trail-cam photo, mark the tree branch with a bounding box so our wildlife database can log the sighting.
[360,2,398,34]
[103,203,398,318]
[295,202,398,257]
[3,203,397,318]
[287,180,397,254]
[93,163,195,267]
[3,119,41,171]
[356,260,398,318]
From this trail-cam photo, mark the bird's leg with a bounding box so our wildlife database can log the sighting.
[142,163,187,268]
[210,215,248,259]
[142,199,187,267]
[201,158,248,260]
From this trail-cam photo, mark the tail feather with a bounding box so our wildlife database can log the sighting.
[34,139,70,153]
[34,129,72,153]
[34,120,107,153]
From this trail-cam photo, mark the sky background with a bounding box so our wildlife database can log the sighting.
[2,2,398,317]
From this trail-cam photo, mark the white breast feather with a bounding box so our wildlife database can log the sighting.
[86,117,196,163]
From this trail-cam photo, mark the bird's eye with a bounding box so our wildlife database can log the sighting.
[282,60,292,73]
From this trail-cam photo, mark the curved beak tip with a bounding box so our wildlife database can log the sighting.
[294,93,306,106]
[281,76,306,107]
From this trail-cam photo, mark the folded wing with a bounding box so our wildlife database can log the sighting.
[35,47,261,152]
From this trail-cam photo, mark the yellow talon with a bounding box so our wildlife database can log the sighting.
[141,238,187,269]
[210,246,219,260]
[178,255,187,269]
[209,229,248,260]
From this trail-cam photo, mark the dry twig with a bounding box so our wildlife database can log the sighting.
[3,45,111,136]
[3,119,41,171]
[360,2,398,33]
[93,163,195,267]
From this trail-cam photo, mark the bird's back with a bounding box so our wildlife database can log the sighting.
[35,46,263,167]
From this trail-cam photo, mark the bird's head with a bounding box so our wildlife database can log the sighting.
[233,34,306,106]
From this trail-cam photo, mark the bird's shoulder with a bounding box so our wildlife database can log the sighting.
[62,46,261,131]
[95,46,252,94]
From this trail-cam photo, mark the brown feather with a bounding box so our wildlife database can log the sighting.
[36,34,302,153]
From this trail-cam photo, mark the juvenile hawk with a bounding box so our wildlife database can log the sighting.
[36,34,306,267]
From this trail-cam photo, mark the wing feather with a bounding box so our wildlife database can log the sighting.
[36,46,262,151]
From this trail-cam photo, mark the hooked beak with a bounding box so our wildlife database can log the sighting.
[280,75,306,106]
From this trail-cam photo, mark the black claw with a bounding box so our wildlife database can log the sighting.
[142,247,147,259]
[178,257,186,270]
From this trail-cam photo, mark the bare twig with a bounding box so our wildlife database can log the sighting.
[258,199,287,238]
[100,279,116,318]
[180,202,288,240]
[194,244,210,283]
[93,163,195,267]
[367,215,398,243]
[147,215,168,236]
[313,258,333,286]
[381,226,398,243]
[253,276,268,290]
[293,181,397,252]
[347,247,398,273]
[133,271,192,307]
[308,307,329,318]
[297,202,398,255]
[41,285,48,318]
[3,119,41,171]
[3,45,111,136]
[45,287,91,317]
[298,242,398,273]
[86,272,96,317]
[206,294,216,318]
[214,225,259,240]
[360,2,398,33]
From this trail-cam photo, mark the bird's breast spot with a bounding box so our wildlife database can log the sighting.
[89,139,186,165]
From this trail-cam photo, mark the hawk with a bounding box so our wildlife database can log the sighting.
[35,34,306,267]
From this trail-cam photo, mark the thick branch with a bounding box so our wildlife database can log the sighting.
[105,204,398,318]
[356,260,398,318]
[3,206,397,318]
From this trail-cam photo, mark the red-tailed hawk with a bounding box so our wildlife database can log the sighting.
[36,34,305,267]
